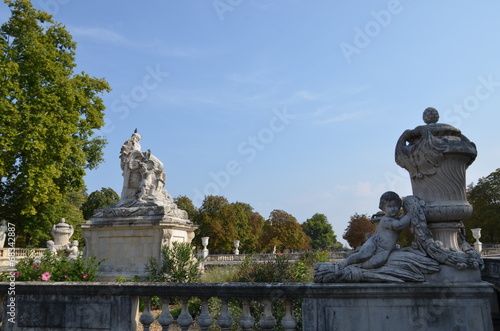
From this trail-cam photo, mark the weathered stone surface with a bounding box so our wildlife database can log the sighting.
[302,282,493,331]
[2,294,138,331]
[82,130,197,280]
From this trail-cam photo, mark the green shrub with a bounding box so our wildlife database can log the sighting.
[200,265,239,283]
[144,242,201,283]
[2,250,102,281]
[233,253,308,283]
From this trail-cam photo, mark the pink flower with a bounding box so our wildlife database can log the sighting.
[12,271,20,278]
[40,272,51,281]
[64,275,69,279]
[82,274,88,279]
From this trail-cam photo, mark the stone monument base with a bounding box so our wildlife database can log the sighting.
[82,216,196,281]
[302,282,494,331]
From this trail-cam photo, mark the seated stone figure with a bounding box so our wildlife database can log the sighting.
[338,191,410,270]
[315,193,440,283]
[65,240,80,260]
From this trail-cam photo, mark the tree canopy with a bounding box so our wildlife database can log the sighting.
[343,213,375,248]
[301,213,341,250]
[465,168,500,243]
[261,209,310,252]
[81,187,119,220]
[0,0,110,245]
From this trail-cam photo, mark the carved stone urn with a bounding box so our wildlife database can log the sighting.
[50,218,74,246]
[395,107,477,250]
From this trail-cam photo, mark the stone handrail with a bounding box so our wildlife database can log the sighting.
[204,252,347,262]
[0,248,46,258]
[0,282,313,330]
[0,281,494,330]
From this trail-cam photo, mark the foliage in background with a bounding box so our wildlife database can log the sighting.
[0,0,110,246]
[343,213,375,248]
[193,196,264,253]
[144,242,201,283]
[81,187,119,220]
[232,253,308,283]
[1,250,102,281]
[301,213,341,250]
[174,195,199,221]
[260,210,310,252]
[465,168,500,243]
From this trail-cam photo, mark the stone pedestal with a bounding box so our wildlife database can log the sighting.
[302,282,494,331]
[82,130,198,281]
[82,213,196,281]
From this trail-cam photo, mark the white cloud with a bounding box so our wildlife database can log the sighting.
[316,111,360,125]
[71,27,130,46]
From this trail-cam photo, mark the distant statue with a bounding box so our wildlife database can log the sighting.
[119,130,167,203]
[65,240,80,260]
[46,240,57,255]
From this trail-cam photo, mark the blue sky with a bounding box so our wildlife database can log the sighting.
[2,1,500,247]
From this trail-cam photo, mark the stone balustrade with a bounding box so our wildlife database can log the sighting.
[203,252,347,265]
[0,281,338,330]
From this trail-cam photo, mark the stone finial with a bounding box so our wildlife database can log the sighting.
[423,107,439,124]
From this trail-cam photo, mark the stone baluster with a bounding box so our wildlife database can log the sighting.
[238,299,254,330]
[158,297,173,331]
[197,298,213,330]
[217,299,233,330]
[281,299,297,330]
[259,299,276,330]
[177,297,194,331]
[139,297,155,331]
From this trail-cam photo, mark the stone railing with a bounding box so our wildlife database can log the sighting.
[1,280,496,331]
[0,248,46,269]
[203,252,347,265]
[0,248,46,258]
[0,281,336,331]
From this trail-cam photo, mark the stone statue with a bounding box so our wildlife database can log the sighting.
[45,218,81,259]
[50,218,74,246]
[119,130,166,202]
[315,193,440,283]
[65,240,80,260]
[0,220,7,248]
[93,129,188,220]
[46,240,57,255]
[314,108,482,283]
[337,192,410,270]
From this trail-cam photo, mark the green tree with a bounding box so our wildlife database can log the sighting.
[0,0,110,245]
[301,213,339,250]
[194,195,264,253]
[81,187,119,220]
[261,209,310,252]
[174,195,198,221]
[245,209,265,253]
[464,168,500,243]
[343,213,375,249]
[194,195,237,253]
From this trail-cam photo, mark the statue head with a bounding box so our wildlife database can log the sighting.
[379,191,402,212]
